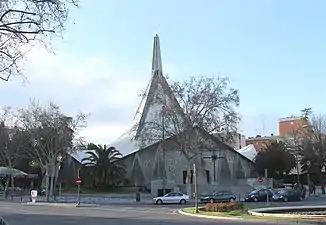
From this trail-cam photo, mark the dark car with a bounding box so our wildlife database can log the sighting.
[272,188,302,202]
[244,189,273,202]
[37,188,46,196]
[200,190,236,203]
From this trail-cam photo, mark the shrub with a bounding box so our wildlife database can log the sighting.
[205,202,244,212]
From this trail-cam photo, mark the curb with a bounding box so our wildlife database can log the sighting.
[177,208,325,224]
[0,216,8,225]
[177,209,245,221]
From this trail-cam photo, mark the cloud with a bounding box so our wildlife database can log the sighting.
[0,46,150,144]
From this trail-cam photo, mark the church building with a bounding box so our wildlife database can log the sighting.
[109,35,256,196]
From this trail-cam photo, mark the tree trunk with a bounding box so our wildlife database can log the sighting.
[45,175,50,202]
[49,176,54,199]
[10,173,14,200]
[9,162,14,200]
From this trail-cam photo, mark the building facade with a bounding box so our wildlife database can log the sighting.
[278,116,308,136]
[246,136,274,152]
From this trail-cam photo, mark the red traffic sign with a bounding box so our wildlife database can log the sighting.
[258,177,263,183]
[75,177,82,185]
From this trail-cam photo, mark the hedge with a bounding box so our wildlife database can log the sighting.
[205,202,244,212]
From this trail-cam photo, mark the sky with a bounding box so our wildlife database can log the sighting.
[1,0,326,144]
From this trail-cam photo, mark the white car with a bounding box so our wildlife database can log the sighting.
[153,192,190,205]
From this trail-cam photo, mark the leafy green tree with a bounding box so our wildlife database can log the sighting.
[254,142,296,179]
[81,144,126,188]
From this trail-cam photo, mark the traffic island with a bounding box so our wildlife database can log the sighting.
[178,203,326,224]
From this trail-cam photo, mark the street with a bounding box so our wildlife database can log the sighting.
[0,199,324,225]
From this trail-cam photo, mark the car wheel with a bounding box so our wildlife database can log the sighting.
[209,198,215,203]
[283,197,288,202]
[180,199,186,205]
[254,197,258,202]
[156,199,163,205]
[229,198,235,202]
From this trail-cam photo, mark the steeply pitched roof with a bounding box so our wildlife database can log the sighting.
[109,35,186,154]
[120,126,254,165]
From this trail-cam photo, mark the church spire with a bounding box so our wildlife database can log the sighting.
[152,34,163,75]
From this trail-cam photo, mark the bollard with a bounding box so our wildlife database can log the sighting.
[136,192,140,202]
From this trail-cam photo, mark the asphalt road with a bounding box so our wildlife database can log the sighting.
[0,202,317,225]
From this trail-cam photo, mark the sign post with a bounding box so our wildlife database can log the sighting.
[264,168,269,206]
[258,177,263,183]
[76,168,82,206]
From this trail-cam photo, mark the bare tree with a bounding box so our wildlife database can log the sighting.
[15,99,87,201]
[297,113,326,184]
[0,0,79,81]
[136,75,240,194]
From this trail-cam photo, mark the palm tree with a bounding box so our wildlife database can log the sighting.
[81,144,126,188]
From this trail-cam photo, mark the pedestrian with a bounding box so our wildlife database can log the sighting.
[313,182,316,196]
[301,184,306,199]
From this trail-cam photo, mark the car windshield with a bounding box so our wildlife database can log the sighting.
[249,190,259,194]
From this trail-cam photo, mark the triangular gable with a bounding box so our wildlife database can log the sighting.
[134,35,186,147]
[135,73,185,138]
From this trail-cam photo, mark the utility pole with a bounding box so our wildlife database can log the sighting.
[296,155,300,184]
[193,164,199,213]
[264,168,269,206]
[77,168,81,206]
[162,105,166,195]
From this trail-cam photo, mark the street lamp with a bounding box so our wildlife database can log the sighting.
[161,105,166,195]
[193,163,199,213]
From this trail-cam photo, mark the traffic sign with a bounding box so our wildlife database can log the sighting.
[258,177,263,183]
[75,177,82,185]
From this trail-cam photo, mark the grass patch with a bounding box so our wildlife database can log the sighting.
[181,206,325,223]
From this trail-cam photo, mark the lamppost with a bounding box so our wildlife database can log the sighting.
[161,105,166,195]
[193,163,199,213]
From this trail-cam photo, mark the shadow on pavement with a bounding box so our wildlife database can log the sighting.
[2,212,320,225]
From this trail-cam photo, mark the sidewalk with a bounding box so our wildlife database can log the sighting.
[0,194,154,205]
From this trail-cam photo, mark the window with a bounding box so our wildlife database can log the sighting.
[222,191,232,195]
[182,170,193,184]
[182,171,187,184]
[206,170,210,184]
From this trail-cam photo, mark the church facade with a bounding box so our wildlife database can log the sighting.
[111,35,256,196]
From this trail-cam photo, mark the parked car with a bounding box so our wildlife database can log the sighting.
[200,190,236,203]
[272,188,302,202]
[153,192,190,205]
[38,188,46,196]
[244,189,273,202]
